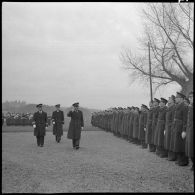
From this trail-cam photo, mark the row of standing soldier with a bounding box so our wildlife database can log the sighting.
[91,91,193,171]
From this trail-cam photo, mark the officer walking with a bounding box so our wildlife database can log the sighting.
[52,104,64,143]
[32,104,48,147]
[67,102,84,150]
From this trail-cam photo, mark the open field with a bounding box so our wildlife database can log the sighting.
[2,124,95,133]
[2,130,194,193]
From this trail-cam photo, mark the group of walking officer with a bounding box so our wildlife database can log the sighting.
[32,102,84,149]
[91,91,193,171]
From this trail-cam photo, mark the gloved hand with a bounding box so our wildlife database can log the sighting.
[164,130,166,135]
[53,121,55,125]
[33,124,36,128]
[181,131,186,139]
[144,128,146,131]
[81,127,84,130]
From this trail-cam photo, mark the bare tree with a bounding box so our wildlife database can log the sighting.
[120,3,193,96]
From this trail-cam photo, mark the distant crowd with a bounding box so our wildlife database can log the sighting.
[91,91,193,171]
[2,112,51,126]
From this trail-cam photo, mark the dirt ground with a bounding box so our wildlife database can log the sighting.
[2,128,194,193]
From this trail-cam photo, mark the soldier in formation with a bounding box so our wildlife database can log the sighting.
[91,91,193,171]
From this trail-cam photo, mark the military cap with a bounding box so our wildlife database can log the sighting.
[188,91,193,96]
[176,92,186,99]
[55,104,60,107]
[154,98,160,103]
[141,104,148,109]
[36,104,43,108]
[72,102,79,107]
[160,98,168,104]
[184,97,190,104]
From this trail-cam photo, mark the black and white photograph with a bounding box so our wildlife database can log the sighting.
[2,2,194,193]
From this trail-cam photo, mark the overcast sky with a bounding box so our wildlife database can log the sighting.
[2,2,181,109]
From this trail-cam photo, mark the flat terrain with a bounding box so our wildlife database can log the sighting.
[2,128,194,193]
[2,124,93,133]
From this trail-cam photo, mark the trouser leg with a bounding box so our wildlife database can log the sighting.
[72,139,76,148]
[75,139,80,148]
[40,136,44,146]
[36,136,40,146]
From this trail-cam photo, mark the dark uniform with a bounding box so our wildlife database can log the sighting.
[52,105,64,143]
[145,107,153,151]
[138,105,148,148]
[154,98,167,157]
[151,99,160,152]
[32,104,48,147]
[164,103,176,160]
[67,103,84,149]
[172,93,188,166]
[185,101,193,170]
[128,108,135,142]
[132,108,140,144]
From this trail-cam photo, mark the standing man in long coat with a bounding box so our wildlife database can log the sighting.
[154,98,168,157]
[138,104,148,148]
[67,102,84,150]
[164,95,176,161]
[145,101,154,152]
[128,107,135,143]
[185,91,193,170]
[151,98,160,152]
[172,92,189,166]
[52,104,64,143]
[32,104,48,147]
[132,107,140,145]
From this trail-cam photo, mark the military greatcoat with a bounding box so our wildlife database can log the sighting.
[172,102,188,153]
[32,111,48,137]
[133,112,139,139]
[164,105,175,150]
[151,106,159,144]
[52,110,64,136]
[145,108,153,144]
[154,106,167,147]
[185,104,193,157]
[138,110,147,141]
[67,110,84,140]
